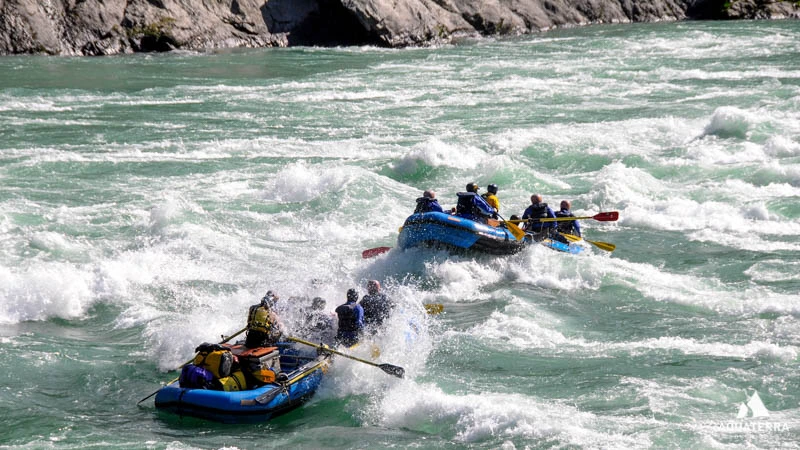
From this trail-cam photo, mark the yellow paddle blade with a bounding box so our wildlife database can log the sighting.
[424,303,444,314]
[588,239,616,252]
[505,221,526,241]
[561,233,616,252]
[560,233,582,242]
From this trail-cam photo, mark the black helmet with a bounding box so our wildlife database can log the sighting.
[346,288,358,302]
[466,182,479,193]
[487,184,498,194]
[262,290,278,306]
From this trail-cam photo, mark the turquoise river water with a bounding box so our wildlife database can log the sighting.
[1,20,799,449]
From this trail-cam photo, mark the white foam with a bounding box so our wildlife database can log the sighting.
[701,107,754,139]
[0,263,95,324]
[376,383,644,448]
[764,135,800,156]
[262,161,355,203]
[393,139,488,173]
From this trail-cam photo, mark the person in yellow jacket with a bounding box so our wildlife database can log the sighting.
[245,290,285,348]
[481,184,500,216]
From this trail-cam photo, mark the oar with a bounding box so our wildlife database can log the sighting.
[560,233,616,252]
[362,246,392,259]
[136,326,248,405]
[508,211,619,224]
[424,303,444,314]
[287,336,405,379]
[497,213,526,241]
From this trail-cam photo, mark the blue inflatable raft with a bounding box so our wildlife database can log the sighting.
[154,343,331,424]
[397,212,583,255]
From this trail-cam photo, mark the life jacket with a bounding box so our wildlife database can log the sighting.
[524,203,550,232]
[481,193,499,211]
[555,210,577,234]
[336,302,360,333]
[526,203,549,220]
[414,197,441,214]
[247,304,274,335]
[193,343,233,379]
[215,370,247,391]
[458,192,496,219]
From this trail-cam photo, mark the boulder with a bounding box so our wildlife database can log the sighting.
[0,0,797,55]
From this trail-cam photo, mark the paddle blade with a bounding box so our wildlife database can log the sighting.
[560,233,581,242]
[505,221,526,241]
[592,211,619,221]
[588,240,616,252]
[424,303,444,314]
[379,363,405,379]
[362,247,392,259]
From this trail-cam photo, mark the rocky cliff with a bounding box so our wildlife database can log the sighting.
[0,0,797,55]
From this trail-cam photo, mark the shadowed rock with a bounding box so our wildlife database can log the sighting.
[0,0,797,55]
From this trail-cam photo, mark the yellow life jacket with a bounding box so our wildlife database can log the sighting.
[247,304,273,334]
[193,343,233,379]
[216,370,247,391]
[482,192,500,211]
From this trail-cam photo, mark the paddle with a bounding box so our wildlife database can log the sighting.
[136,326,248,405]
[508,211,619,224]
[496,213,526,241]
[424,303,444,314]
[560,233,616,252]
[287,336,405,379]
[362,246,392,259]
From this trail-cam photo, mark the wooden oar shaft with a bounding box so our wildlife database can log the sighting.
[288,336,374,366]
[287,336,404,378]
[509,216,591,223]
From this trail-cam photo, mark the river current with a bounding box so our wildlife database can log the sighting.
[1,20,799,449]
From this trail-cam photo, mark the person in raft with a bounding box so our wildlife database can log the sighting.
[414,190,444,213]
[335,288,364,347]
[554,200,581,241]
[359,280,394,334]
[481,183,500,214]
[521,194,557,241]
[245,290,286,348]
[455,183,497,223]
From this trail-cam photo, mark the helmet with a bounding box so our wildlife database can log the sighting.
[262,290,279,305]
[346,288,358,302]
[487,184,498,194]
[466,182,479,193]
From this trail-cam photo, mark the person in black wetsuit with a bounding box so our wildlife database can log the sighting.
[359,280,394,334]
[335,289,364,347]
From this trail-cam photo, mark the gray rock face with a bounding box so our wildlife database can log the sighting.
[0,0,797,55]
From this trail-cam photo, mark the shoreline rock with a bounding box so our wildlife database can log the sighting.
[0,0,797,55]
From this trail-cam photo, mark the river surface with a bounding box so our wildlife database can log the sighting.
[1,20,799,449]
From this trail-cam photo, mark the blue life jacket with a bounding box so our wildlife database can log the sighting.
[555,210,581,236]
[456,192,495,222]
[414,197,443,213]
[523,203,555,232]
[335,302,363,333]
